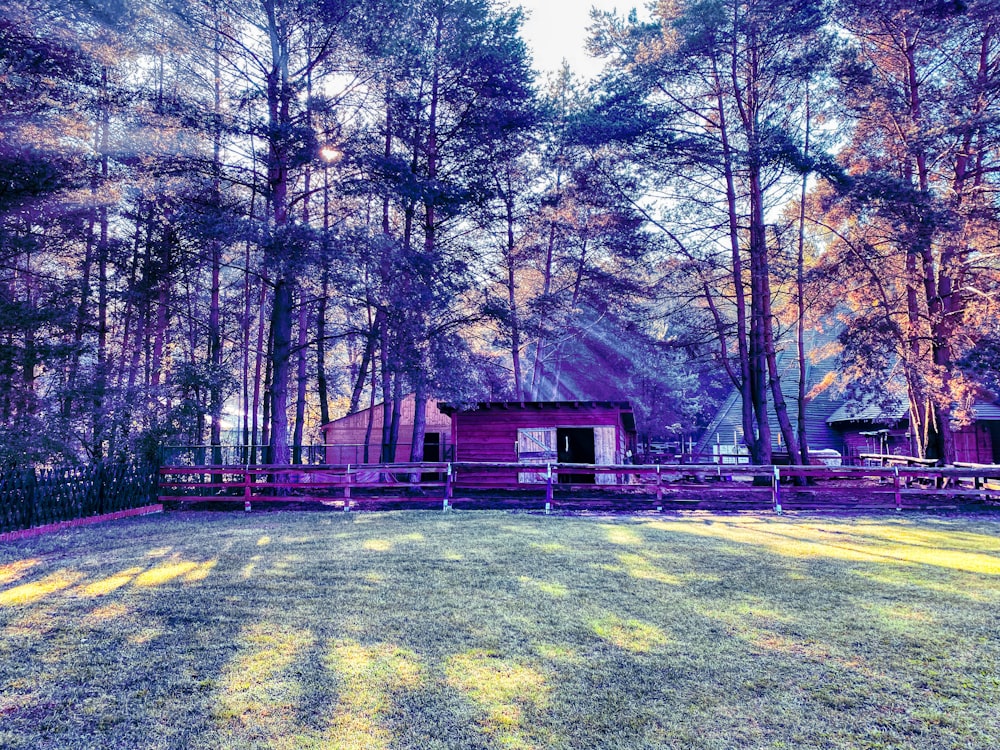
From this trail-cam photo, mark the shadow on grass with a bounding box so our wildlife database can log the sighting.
[0,511,999,749]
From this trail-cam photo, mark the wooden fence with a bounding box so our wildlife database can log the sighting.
[1,460,159,534]
[158,461,1000,513]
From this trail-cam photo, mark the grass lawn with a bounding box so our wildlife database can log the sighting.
[1,511,1000,749]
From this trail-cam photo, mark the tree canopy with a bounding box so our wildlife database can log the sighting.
[1,0,997,466]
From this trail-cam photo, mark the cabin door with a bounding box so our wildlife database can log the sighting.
[594,426,618,485]
[517,428,557,484]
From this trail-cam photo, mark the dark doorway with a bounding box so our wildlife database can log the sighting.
[422,432,441,481]
[989,423,1000,464]
[557,428,595,483]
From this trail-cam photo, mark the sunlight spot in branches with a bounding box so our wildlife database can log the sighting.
[257,536,271,546]
[0,570,85,606]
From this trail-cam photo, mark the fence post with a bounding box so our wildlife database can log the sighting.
[445,463,453,499]
[344,464,352,500]
[25,467,37,529]
[545,463,554,508]
[894,466,901,511]
[656,465,663,503]
[96,460,107,516]
[772,465,782,514]
[243,468,251,510]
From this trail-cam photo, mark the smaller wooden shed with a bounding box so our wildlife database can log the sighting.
[320,394,453,464]
[439,401,638,487]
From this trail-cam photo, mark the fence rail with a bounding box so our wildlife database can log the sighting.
[160,444,456,467]
[158,461,1000,512]
[1,460,159,535]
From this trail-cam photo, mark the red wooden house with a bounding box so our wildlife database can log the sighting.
[827,400,1000,465]
[439,401,638,487]
[320,394,453,464]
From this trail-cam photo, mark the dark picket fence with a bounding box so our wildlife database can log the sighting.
[0,460,158,535]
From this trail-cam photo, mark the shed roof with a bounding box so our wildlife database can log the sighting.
[438,400,633,415]
[321,394,451,432]
[973,402,1000,420]
[826,401,908,425]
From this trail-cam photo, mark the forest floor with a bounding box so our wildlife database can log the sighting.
[1,510,999,749]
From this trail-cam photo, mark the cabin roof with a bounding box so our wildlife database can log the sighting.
[826,401,908,425]
[973,402,1000,420]
[438,400,633,416]
[321,394,450,431]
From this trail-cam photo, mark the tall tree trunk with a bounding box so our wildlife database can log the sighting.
[409,374,428,463]
[380,319,393,462]
[363,350,377,463]
[503,185,523,400]
[316,270,331,426]
[405,18,441,463]
[63,218,93,422]
[208,23,224,466]
[116,214,144,391]
[712,63,755,463]
[796,86,811,466]
[530,209,557,400]
[753,173,800,465]
[264,0,294,466]
[261,324,273,463]
[349,309,382,415]
[292,295,308,463]
[269,278,293,465]
[251,277,268,464]
[93,66,111,460]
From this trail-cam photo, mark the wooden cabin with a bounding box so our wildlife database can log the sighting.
[828,401,1000,465]
[320,394,453,464]
[695,328,845,462]
[439,401,638,487]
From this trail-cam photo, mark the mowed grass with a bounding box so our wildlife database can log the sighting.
[2,511,1000,749]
